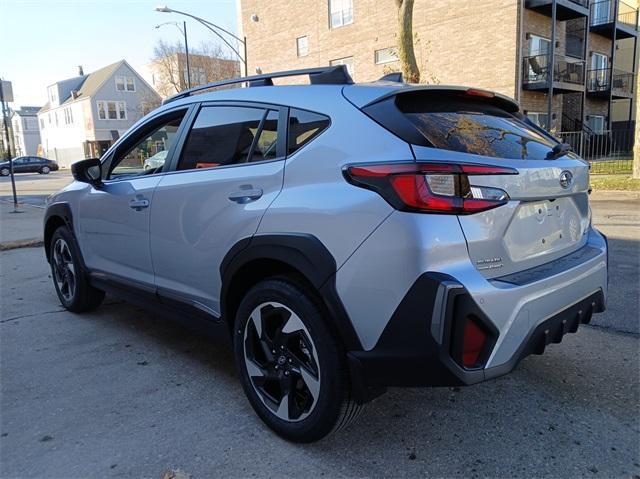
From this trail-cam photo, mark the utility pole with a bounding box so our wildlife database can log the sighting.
[184,21,191,88]
[0,79,19,211]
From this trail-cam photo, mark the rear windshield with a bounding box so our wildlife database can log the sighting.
[394,93,571,160]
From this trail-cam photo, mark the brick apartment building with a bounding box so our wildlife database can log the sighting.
[239,0,638,147]
[147,52,240,99]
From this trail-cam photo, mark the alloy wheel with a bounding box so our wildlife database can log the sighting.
[42,166,50,174]
[52,238,76,302]
[0,168,9,176]
[243,302,321,422]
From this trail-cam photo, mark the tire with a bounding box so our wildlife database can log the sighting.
[50,226,105,313]
[41,166,51,174]
[234,277,362,443]
[0,168,9,176]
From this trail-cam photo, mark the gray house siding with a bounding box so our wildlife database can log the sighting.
[91,63,159,142]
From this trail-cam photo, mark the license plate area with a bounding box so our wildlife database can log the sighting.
[504,197,585,263]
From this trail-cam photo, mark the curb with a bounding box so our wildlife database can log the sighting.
[0,238,44,251]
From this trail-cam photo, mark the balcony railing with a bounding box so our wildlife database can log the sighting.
[569,0,590,7]
[523,54,586,86]
[586,67,635,95]
[590,0,639,29]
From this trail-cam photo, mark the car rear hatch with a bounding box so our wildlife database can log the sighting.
[355,86,591,279]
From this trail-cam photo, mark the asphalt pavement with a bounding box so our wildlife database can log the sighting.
[0,173,638,478]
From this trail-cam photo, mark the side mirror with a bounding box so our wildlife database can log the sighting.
[72,158,102,187]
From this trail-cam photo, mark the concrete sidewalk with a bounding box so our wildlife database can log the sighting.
[0,201,45,251]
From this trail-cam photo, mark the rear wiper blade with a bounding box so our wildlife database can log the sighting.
[546,142,572,160]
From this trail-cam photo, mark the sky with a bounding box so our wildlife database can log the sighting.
[2,0,239,107]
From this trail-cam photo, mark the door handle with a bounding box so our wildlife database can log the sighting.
[228,185,263,204]
[129,197,150,211]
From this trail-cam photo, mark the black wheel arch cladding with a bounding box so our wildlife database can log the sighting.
[220,233,363,351]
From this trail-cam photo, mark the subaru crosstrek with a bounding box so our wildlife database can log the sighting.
[44,66,608,443]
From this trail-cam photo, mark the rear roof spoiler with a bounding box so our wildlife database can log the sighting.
[362,85,520,113]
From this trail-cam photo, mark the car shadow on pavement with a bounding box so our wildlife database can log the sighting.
[81,282,638,478]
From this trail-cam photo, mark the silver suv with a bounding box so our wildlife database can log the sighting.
[44,67,608,443]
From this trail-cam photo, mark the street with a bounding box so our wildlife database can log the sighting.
[1,173,639,478]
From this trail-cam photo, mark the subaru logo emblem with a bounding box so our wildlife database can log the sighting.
[559,170,573,189]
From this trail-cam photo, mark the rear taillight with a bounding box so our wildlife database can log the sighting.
[462,319,487,368]
[344,162,518,214]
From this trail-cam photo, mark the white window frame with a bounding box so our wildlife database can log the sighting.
[97,101,127,120]
[63,107,73,125]
[529,34,551,56]
[527,111,549,130]
[374,47,399,64]
[126,77,135,92]
[116,76,136,92]
[296,36,309,57]
[329,0,353,28]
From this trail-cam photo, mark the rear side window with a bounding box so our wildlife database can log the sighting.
[368,92,567,161]
[178,106,279,170]
[288,108,330,155]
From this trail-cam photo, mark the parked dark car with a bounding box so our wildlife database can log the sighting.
[0,156,59,176]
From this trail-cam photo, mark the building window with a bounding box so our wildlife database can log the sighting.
[54,111,59,127]
[374,47,399,64]
[527,112,549,130]
[116,76,136,92]
[63,107,73,125]
[40,118,45,129]
[587,115,606,133]
[297,36,309,57]
[184,66,207,86]
[329,0,353,28]
[98,101,127,120]
[528,34,551,56]
[48,87,58,104]
[330,56,354,78]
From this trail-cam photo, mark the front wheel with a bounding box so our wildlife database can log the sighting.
[50,226,105,312]
[40,165,51,174]
[234,278,362,443]
[0,168,9,176]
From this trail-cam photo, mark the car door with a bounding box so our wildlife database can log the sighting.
[76,106,192,287]
[150,103,286,315]
[27,157,40,173]
[12,157,27,173]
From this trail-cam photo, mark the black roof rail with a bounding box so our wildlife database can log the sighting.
[162,65,354,105]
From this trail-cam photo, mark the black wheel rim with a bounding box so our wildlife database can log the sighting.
[52,238,76,302]
[243,302,321,422]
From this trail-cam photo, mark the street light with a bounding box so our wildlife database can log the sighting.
[155,5,248,77]
[155,21,191,88]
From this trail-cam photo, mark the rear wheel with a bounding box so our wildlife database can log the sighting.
[234,278,362,443]
[0,167,9,176]
[50,226,104,312]
[40,165,51,174]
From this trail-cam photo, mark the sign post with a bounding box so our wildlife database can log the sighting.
[0,79,19,211]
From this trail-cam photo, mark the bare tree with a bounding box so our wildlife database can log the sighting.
[151,39,240,97]
[152,39,184,96]
[395,0,420,83]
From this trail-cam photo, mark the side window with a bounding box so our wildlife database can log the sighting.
[178,106,274,171]
[288,109,330,155]
[108,112,185,179]
[250,110,279,162]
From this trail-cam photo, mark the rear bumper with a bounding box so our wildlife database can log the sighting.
[347,228,607,399]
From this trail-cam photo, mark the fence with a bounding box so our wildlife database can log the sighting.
[557,128,634,174]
